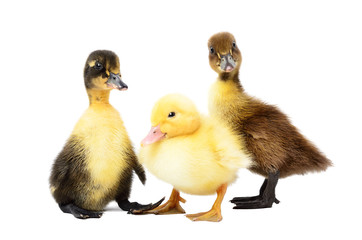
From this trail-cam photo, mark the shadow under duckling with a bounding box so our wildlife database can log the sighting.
[134,94,251,222]
[207,32,332,209]
[49,50,163,219]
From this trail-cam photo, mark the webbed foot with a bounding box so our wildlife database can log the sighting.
[59,203,103,219]
[231,171,280,209]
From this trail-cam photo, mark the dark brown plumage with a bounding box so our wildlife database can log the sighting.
[208,32,332,208]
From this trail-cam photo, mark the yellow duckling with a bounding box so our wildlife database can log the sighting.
[137,94,251,222]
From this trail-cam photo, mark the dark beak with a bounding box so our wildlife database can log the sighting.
[220,54,236,72]
[106,72,128,91]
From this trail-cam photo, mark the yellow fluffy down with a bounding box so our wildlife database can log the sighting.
[208,80,249,122]
[139,116,251,195]
[72,104,132,207]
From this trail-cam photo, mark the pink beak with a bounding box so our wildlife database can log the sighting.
[225,65,234,72]
[141,125,166,146]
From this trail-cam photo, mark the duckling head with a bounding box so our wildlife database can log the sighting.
[208,32,242,78]
[83,50,128,91]
[141,94,201,146]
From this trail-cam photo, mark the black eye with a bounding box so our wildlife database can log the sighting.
[94,61,103,70]
[168,112,176,118]
[210,46,215,54]
[232,41,236,48]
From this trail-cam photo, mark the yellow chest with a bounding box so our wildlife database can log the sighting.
[141,141,227,195]
[209,80,243,119]
[72,104,131,189]
[139,122,246,195]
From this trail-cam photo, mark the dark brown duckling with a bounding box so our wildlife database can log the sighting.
[208,32,332,209]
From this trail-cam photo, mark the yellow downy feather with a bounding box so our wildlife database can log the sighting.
[72,103,131,207]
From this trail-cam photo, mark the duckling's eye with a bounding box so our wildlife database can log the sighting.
[94,61,103,70]
[210,46,215,54]
[232,41,236,48]
[168,112,176,118]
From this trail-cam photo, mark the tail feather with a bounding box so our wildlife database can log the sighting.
[279,138,333,178]
[297,136,333,173]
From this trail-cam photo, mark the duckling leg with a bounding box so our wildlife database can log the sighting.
[231,178,268,202]
[59,203,103,219]
[132,188,186,215]
[231,171,280,209]
[186,183,227,222]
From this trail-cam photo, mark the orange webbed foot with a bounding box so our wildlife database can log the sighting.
[186,183,227,222]
[186,208,222,222]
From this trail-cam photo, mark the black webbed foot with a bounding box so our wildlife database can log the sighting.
[232,197,280,209]
[117,197,165,214]
[231,195,262,203]
[59,203,103,219]
[232,171,280,209]
[231,195,280,205]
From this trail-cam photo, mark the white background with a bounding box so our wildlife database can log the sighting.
[1,0,361,239]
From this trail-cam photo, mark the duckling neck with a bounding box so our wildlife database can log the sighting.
[87,89,111,105]
[218,70,244,91]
